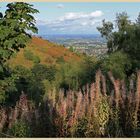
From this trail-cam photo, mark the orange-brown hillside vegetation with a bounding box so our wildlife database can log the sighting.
[8,36,81,68]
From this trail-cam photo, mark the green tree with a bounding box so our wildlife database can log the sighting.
[97,19,113,40]
[101,51,132,79]
[26,64,56,105]
[97,12,140,73]
[56,56,99,94]
[115,12,130,31]
[97,12,130,53]
[0,2,38,67]
[31,64,56,81]
[0,2,39,103]
[136,12,140,24]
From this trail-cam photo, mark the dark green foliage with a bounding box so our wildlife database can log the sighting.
[0,65,32,105]
[24,64,57,105]
[1,63,57,105]
[79,56,99,85]
[0,2,39,64]
[97,12,140,74]
[0,2,38,103]
[27,79,45,105]
[56,56,65,63]
[31,103,56,137]
[97,19,113,40]
[136,13,140,24]
[0,12,3,18]
[0,65,18,104]
[33,56,40,64]
[115,12,130,31]
[55,56,99,94]
[32,64,56,81]
[101,51,132,79]
[5,64,57,105]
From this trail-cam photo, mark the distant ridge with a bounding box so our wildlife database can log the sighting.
[39,34,102,39]
[38,34,106,45]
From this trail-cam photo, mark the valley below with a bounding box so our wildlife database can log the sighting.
[39,34,108,56]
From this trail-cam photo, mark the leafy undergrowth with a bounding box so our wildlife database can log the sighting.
[1,70,140,137]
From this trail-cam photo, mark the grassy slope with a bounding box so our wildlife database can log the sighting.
[8,36,81,68]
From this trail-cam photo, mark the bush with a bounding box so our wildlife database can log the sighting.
[8,120,31,137]
[56,56,65,63]
[24,50,40,64]
[69,46,74,52]
[32,64,56,81]
[101,51,132,79]
[33,56,40,64]
[24,50,34,61]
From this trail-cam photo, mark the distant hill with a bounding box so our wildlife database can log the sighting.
[7,36,81,68]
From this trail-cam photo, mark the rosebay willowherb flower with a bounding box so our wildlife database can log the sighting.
[1,70,140,137]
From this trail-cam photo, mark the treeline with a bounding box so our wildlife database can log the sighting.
[0,2,140,137]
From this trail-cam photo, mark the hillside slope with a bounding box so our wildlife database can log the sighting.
[8,36,81,68]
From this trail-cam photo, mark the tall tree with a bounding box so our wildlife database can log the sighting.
[0,2,39,65]
[115,12,130,31]
[136,12,140,24]
[0,2,39,103]
[97,12,140,73]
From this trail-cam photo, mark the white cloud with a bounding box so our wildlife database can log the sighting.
[90,11,103,17]
[36,19,48,25]
[81,22,88,26]
[58,10,103,21]
[57,4,64,9]
[80,19,101,27]
[90,19,101,25]
[37,10,104,34]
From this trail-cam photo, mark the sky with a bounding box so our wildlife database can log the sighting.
[0,2,140,35]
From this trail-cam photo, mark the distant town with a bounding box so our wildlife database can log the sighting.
[40,34,108,56]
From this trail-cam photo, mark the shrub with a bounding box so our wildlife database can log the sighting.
[24,50,34,61]
[24,50,40,64]
[33,56,40,64]
[8,120,31,137]
[101,51,132,79]
[56,56,65,63]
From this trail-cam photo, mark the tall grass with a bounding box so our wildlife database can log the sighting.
[0,70,140,137]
